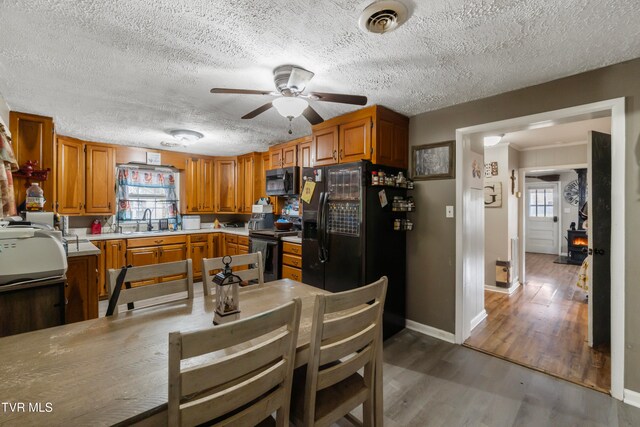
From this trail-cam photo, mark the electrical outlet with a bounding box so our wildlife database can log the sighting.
[446,206,454,218]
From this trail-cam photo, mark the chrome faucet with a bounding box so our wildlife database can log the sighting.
[142,209,153,231]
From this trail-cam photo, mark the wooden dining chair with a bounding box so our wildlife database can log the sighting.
[168,298,302,427]
[202,252,264,295]
[106,259,194,315]
[290,276,388,427]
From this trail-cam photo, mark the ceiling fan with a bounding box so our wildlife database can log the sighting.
[211,65,367,132]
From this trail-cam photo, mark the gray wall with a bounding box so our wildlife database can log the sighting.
[519,144,587,168]
[0,90,9,126]
[406,57,640,392]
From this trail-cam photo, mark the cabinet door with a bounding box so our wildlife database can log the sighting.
[96,241,107,299]
[10,112,55,211]
[226,242,238,256]
[215,159,237,213]
[56,137,85,214]
[159,243,188,282]
[270,149,282,170]
[185,158,199,213]
[200,158,215,213]
[85,145,115,214]
[65,255,98,323]
[377,118,409,168]
[299,140,312,168]
[105,239,127,295]
[241,156,256,214]
[190,242,208,278]
[312,126,339,166]
[339,117,372,163]
[210,234,220,258]
[126,247,158,287]
[282,144,297,168]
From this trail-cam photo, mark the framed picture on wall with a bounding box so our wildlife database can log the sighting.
[411,140,455,180]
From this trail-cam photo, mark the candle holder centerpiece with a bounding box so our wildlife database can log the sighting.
[213,256,241,325]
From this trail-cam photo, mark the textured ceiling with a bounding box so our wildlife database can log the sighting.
[0,0,639,156]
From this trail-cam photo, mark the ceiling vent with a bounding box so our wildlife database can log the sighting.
[358,1,408,34]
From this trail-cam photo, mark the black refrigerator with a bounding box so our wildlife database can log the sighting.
[301,161,407,339]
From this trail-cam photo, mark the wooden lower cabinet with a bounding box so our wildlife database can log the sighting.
[126,247,159,287]
[281,242,302,281]
[97,239,126,299]
[65,255,99,323]
[188,234,209,279]
[158,244,187,282]
[96,241,107,299]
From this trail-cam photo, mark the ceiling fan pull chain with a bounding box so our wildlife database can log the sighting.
[288,117,293,135]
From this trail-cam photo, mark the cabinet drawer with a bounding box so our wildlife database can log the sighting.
[237,235,249,246]
[282,242,302,255]
[282,265,302,282]
[225,234,238,244]
[189,234,209,243]
[127,235,187,248]
[282,253,302,268]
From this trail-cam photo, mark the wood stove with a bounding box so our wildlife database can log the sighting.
[567,229,588,265]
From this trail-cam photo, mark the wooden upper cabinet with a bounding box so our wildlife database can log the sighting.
[268,140,298,169]
[299,138,312,168]
[185,157,215,213]
[9,112,55,210]
[311,105,409,169]
[200,158,215,213]
[312,126,339,166]
[85,144,115,214]
[339,116,372,163]
[56,137,85,214]
[238,153,262,213]
[215,158,236,213]
[282,143,297,168]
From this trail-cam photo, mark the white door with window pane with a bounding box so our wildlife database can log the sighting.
[525,182,560,254]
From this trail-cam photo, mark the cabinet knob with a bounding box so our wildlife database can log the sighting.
[333,150,337,160]
[339,149,343,160]
[108,201,111,209]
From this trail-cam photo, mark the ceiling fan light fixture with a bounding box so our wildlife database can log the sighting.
[272,97,308,119]
[169,129,204,145]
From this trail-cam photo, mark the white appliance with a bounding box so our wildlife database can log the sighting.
[0,227,67,285]
[182,215,201,230]
[26,211,55,228]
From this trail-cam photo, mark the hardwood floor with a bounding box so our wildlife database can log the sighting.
[369,330,639,427]
[465,252,611,393]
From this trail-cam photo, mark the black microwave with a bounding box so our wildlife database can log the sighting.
[266,167,298,196]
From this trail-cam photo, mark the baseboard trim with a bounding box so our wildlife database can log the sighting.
[485,281,521,295]
[470,310,487,331]
[405,320,456,344]
[624,388,640,408]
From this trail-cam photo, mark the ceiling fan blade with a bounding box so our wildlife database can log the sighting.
[241,102,274,119]
[302,105,324,125]
[308,92,367,106]
[287,67,315,92]
[211,88,275,96]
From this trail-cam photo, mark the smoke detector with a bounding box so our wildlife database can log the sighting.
[358,1,409,34]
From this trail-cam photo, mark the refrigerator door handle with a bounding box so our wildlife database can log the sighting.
[321,192,329,262]
[317,192,326,262]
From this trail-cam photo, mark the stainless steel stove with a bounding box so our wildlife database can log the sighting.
[249,229,300,281]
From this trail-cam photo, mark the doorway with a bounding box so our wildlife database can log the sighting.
[454,98,625,399]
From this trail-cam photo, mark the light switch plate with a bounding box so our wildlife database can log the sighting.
[446,206,454,218]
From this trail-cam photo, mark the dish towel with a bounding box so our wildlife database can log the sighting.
[251,240,269,272]
[0,122,18,218]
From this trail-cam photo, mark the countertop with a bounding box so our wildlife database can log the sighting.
[281,236,302,244]
[65,238,102,258]
[79,227,250,241]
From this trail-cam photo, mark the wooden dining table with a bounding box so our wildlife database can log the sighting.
[0,279,383,426]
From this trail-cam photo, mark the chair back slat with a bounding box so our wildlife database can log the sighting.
[319,323,376,366]
[107,259,193,315]
[181,329,290,395]
[317,345,373,391]
[180,359,287,426]
[168,298,301,427]
[322,301,380,341]
[323,283,383,313]
[202,253,264,296]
